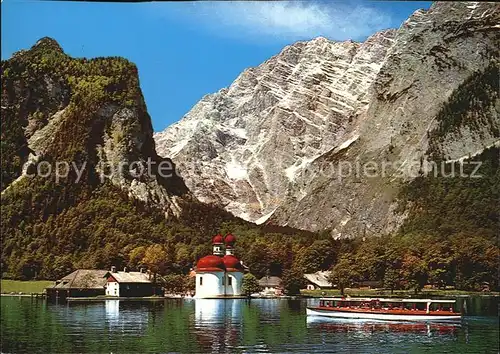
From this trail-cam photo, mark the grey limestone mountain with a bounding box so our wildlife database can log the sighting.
[154,2,500,237]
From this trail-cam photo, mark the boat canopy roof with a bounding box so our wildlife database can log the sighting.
[319,297,456,303]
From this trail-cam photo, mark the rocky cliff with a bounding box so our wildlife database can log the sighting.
[1,37,189,218]
[155,1,499,237]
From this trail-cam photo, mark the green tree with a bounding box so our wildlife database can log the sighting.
[451,233,499,291]
[354,238,385,282]
[184,275,195,295]
[383,268,400,294]
[244,240,271,279]
[175,243,191,273]
[296,239,336,274]
[51,255,74,279]
[241,273,261,297]
[281,267,306,295]
[142,244,168,281]
[128,246,146,270]
[401,253,428,294]
[423,239,453,289]
[328,255,359,296]
[161,274,189,294]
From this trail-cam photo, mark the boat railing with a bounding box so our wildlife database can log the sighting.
[316,297,458,314]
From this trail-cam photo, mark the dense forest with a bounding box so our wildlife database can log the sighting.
[1,38,498,294]
[325,149,499,294]
[2,149,497,293]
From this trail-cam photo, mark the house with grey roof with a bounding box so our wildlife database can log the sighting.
[46,266,158,298]
[258,276,283,296]
[104,266,155,297]
[303,271,334,290]
[46,269,108,298]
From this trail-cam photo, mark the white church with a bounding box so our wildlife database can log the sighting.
[194,234,245,298]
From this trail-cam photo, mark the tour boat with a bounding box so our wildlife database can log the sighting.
[306,297,462,322]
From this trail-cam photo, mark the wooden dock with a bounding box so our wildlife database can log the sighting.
[0,292,46,298]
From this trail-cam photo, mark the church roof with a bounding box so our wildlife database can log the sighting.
[212,234,224,244]
[196,255,225,271]
[225,234,236,246]
[223,255,243,271]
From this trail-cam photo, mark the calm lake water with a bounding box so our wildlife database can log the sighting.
[1,296,498,353]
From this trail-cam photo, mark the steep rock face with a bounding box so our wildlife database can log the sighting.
[1,38,189,218]
[271,1,499,236]
[155,1,499,236]
[155,30,396,222]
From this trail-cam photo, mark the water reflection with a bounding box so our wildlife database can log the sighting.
[105,300,119,321]
[306,316,460,336]
[193,299,241,352]
[194,299,241,324]
[1,297,498,353]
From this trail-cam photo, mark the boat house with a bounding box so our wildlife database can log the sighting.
[104,266,155,297]
[46,269,108,298]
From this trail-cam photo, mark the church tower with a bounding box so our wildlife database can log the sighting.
[212,234,224,256]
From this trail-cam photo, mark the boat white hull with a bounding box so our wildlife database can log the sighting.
[306,308,461,322]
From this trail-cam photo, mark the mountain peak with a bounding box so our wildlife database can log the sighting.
[155,15,397,222]
[32,37,64,53]
[155,2,499,235]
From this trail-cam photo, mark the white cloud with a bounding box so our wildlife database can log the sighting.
[188,1,393,42]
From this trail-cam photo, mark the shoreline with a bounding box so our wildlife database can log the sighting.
[1,293,498,301]
[2,279,498,300]
[300,293,500,298]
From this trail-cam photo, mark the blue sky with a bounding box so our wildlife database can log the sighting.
[1,0,432,132]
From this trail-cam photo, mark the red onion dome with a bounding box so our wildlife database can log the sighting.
[196,255,225,272]
[223,255,243,271]
[212,234,224,244]
[225,233,236,246]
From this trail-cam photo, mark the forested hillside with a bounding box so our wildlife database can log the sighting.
[329,147,499,293]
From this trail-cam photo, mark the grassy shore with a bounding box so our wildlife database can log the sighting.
[1,280,53,294]
[1,280,497,298]
[300,289,499,298]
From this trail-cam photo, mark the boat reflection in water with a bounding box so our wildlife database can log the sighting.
[306,316,460,337]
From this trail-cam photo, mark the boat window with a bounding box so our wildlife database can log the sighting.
[320,300,324,307]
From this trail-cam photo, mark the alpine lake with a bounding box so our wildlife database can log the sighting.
[1,296,498,353]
